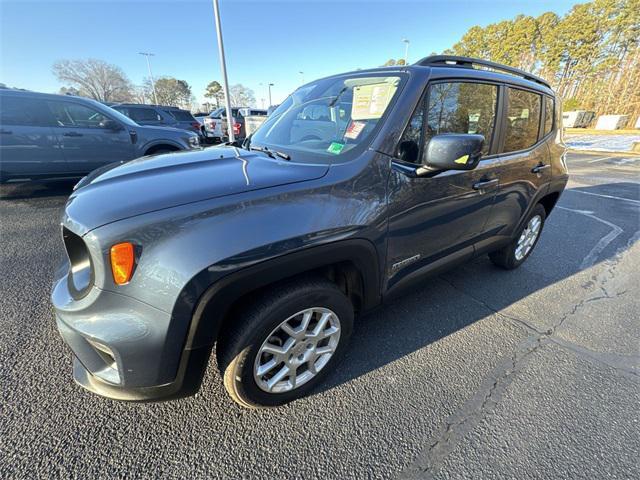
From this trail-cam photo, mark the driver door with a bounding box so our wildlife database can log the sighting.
[386,80,501,292]
[47,100,135,173]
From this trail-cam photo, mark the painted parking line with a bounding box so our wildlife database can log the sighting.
[586,156,614,163]
[566,189,640,206]
[556,206,623,269]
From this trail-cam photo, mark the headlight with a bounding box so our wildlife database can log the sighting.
[188,135,200,148]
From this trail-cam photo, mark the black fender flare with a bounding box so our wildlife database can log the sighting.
[173,238,381,353]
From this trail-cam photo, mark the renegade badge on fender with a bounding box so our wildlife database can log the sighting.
[52,56,567,408]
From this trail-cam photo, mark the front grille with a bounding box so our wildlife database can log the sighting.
[62,227,94,299]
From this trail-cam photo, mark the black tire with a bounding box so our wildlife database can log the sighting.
[217,277,354,408]
[147,148,174,156]
[489,203,546,270]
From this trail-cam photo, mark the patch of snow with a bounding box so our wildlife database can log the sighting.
[565,134,640,152]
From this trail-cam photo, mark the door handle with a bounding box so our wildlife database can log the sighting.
[531,164,550,174]
[473,179,499,191]
[0,129,12,134]
[63,132,83,137]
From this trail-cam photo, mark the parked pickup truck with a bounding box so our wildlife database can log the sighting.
[200,107,267,142]
[52,56,567,408]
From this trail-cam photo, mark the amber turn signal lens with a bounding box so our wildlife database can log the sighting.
[110,242,135,285]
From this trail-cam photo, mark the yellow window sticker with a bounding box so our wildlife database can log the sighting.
[352,83,397,120]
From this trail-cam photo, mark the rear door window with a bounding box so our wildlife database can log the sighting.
[503,88,542,152]
[165,109,195,121]
[130,108,162,122]
[0,96,53,126]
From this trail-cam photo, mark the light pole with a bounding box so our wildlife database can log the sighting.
[402,38,410,65]
[268,83,274,107]
[299,71,304,84]
[139,52,158,104]
[212,0,235,143]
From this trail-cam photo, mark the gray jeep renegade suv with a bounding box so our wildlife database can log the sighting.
[52,57,567,408]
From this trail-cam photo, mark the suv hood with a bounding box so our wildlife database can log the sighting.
[64,147,329,234]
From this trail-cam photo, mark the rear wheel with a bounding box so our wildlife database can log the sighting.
[217,278,354,408]
[489,203,546,269]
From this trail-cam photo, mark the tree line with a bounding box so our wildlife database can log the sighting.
[446,0,639,122]
[52,59,255,110]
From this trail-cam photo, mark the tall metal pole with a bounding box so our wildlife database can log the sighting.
[402,39,410,65]
[212,0,235,143]
[139,52,158,104]
[268,83,274,107]
[299,71,304,85]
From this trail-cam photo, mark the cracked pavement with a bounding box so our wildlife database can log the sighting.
[1,152,639,479]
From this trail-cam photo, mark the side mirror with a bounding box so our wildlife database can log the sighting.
[101,119,123,131]
[425,134,484,171]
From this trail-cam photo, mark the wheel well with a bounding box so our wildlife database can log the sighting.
[214,261,365,344]
[145,144,179,155]
[538,191,560,216]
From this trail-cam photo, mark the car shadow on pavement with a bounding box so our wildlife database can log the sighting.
[311,182,639,397]
[0,180,77,200]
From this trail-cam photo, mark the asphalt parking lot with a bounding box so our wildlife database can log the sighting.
[1,151,638,479]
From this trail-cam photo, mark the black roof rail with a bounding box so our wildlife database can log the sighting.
[415,55,551,89]
[112,103,184,109]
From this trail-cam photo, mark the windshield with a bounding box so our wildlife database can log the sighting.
[251,74,404,163]
[101,103,138,127]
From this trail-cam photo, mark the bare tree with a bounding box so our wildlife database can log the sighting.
[229,84,256,107]
[53,58,133,102]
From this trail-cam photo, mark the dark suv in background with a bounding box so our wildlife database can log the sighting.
[111,104,202,138]
[52,56,567,409]
[0,90,200,183]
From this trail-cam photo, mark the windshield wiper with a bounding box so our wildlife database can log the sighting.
[250,146,290,161]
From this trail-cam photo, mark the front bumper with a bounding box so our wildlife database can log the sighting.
[69,345,210,402]
[52,265,208,402]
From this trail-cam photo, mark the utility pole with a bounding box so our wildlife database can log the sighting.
[138,52,158,104]
[268,83,274,107]
[402,38,410,65]
[212,0,235,143]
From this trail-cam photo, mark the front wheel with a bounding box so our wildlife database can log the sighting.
[489,203,546,269]
[217,278,354,408]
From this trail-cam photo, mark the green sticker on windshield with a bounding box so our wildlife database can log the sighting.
[327,142,345,155]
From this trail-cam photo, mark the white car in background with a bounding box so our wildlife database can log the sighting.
[199,107,267,143]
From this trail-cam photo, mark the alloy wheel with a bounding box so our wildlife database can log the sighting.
[253,307,341,393]
[515,214,542,260]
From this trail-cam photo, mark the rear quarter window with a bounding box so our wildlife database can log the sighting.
[503,88,542,152]
[543,96,554,136]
